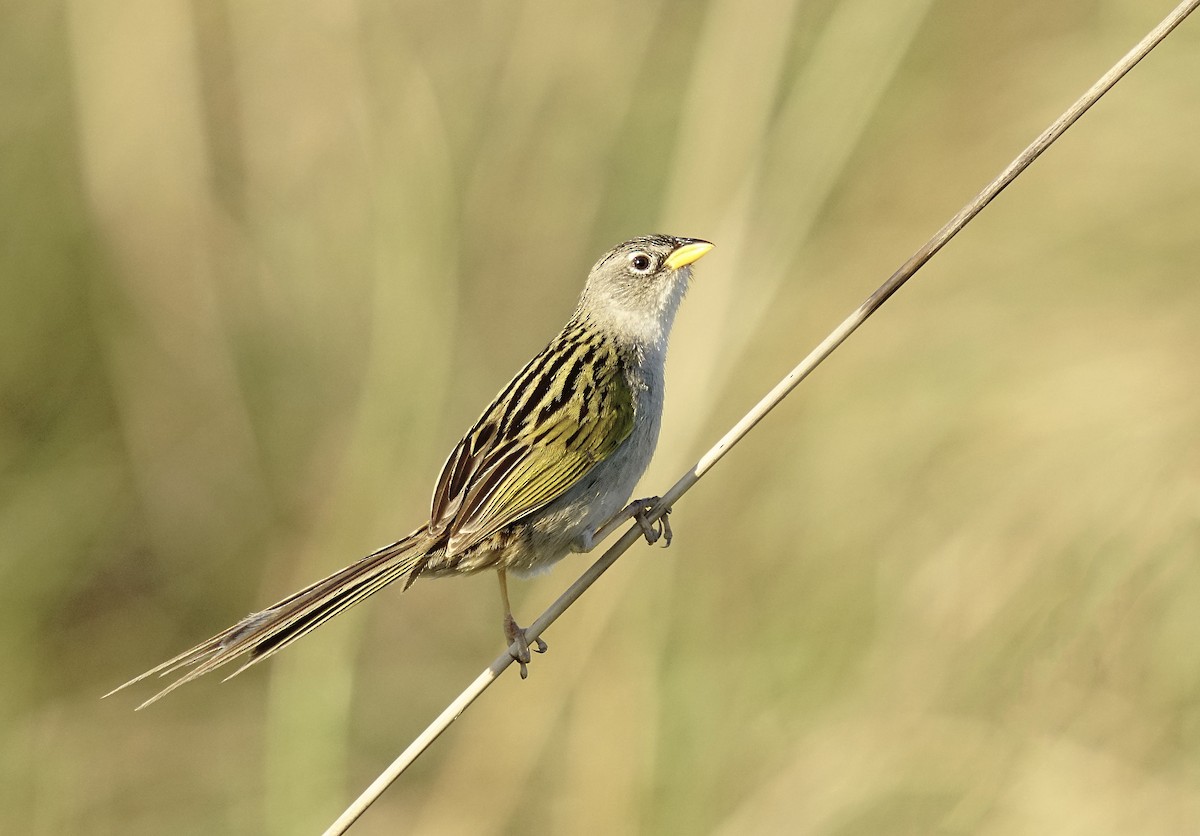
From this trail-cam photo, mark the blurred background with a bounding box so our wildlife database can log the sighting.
[4,0,1199,833]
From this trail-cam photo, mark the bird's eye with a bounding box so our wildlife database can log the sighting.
[628,252,654,273]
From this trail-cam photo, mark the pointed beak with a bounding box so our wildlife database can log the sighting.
[664,238,714,271]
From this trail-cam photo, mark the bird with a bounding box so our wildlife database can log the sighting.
[109,234,713,707]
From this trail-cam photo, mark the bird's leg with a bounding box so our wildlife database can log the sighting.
[498,567,547,679]
[588,497,673,549]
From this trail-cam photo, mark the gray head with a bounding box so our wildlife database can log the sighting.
[576,235,713,349]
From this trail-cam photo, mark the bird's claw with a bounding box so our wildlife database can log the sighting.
[631,498,672,548]
[503,613,548,679]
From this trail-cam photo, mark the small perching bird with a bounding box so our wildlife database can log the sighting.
[109,235,713,706]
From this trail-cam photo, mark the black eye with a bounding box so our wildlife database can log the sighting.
[629,252,653,273]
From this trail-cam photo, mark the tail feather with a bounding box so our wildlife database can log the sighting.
[106,527,432,709]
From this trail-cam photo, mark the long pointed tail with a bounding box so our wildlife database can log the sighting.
[107,527,433,708]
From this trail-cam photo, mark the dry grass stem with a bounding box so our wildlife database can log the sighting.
[324,2,1200,832]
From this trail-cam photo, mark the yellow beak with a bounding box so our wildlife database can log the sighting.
[664,239,714,271]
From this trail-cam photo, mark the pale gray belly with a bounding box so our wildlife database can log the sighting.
[507,396,662,576]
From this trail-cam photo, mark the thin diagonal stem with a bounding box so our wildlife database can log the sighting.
[324,2,1200,832]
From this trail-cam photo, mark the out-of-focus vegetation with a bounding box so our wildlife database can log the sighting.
[3,0,1199,833]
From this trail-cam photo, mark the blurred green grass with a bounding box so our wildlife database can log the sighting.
[3,0,1199,833]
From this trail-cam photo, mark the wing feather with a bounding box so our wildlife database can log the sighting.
[429,322,634,556]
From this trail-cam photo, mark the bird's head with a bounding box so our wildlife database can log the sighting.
[578,235,713,348]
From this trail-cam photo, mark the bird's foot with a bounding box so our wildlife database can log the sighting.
[503,613,548,679]
[626,497,672,547]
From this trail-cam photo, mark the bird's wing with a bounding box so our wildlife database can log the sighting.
[429,324,634,556]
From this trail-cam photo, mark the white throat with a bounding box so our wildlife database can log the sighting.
[577,266,692,355]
